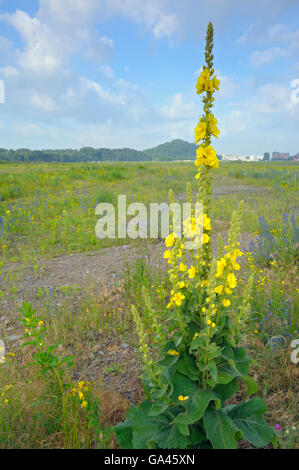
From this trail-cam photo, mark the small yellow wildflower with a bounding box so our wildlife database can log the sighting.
[188,265,196,279]
[165,233,175,247]
[179,263,187,272]
[223,299,231,307]
[167,349,179,356]
[163,250,172,259]
[178,395,190,401]
[227,272,237,289]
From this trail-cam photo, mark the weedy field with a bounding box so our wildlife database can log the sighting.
[0,159,298,448]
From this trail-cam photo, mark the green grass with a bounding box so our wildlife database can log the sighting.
[1,161,298,263]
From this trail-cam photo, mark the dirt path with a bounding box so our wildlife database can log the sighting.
[1,232,253,302]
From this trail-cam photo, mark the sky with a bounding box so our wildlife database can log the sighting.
[0,0,298,154]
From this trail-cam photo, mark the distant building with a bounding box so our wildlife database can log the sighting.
[222,154,263,162]
[264,152,270,161]
[272,151,290,161]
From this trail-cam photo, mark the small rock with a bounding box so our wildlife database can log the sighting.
[122,343,129,349]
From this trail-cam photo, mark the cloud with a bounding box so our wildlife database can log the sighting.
[100,65,115,80]
[31,92,56,112]
[250,47,288,66]
[160,93,196,120]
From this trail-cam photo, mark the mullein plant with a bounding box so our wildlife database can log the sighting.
[115,23,276,449]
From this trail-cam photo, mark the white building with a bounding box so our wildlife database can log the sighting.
[222,154,263,162]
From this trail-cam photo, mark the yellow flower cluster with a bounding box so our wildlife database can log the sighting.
[183,214,211,240]
[195,145,219,170]
[194,114,219,144]
[194,66,220,175]
[212,247,243,308]
[196,68,220,95]
[0,384,12,407]
[69,380,92,408]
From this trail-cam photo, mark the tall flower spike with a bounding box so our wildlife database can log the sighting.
[195,22,220,278]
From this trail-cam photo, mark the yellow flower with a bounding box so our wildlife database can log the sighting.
[167,349,179,356]
[213,75,220,90]
[173,292,185,306]
[165,233,175,247]
[227,272,237,289]
[188,265,196,279]
[225,287,232,295]
[203,214,211,230]
[211,322,216,328]
[196,68,210,94]
[178,281,186,289]
[205,80,214,92]
[178,395,190,401]
[202,233,210,244]
[179,263,187,272]
[192,333,199,341]
[195,121,207,143]
[196,145,219,169]
[207,319,211,325]
[163,250,172,259]
[223,299,231,307]
[214,285,223,295]
[81,400,88,408]
[216,258,227,278]
[208,113,220,137]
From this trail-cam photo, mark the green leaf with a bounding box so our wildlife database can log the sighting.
[203,408,240,449]
[221,346,250,376]
[224,398,275,448]
[206,342,222,361]
[214,378,238,403]
[240,375,258,395]
[151,384,169,400]
[173,332,183,347]
[114,406,135,449]
[206,360,218,382]
[131,401,189,449]
[148,402,169,416]
[176,423,190,436]
[170,371,199,400]
[175,351,200,381]
[174,389,220,425]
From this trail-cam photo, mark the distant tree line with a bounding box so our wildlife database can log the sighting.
[0,139,200,163]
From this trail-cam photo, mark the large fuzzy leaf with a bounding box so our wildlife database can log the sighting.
[203,408,241,449]
[131,401,190,449]
[174,388,220,425]
[220,346,250,377]
[224,398,275,448]
[114,405,136,449]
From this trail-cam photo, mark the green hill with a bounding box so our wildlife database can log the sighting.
[143,139,197,160]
